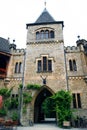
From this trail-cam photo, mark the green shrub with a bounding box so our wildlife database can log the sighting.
[0,108,6,116]
[11,112,18,121]
[52,90,72,127]
[26,84,41,90]
[23,92,32,104]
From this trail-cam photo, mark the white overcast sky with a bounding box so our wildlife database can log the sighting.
[0,0,87,48]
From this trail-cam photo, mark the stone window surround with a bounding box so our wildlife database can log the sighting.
[36,54,54,73]
[14,62,22,74]
[72,93,82,109]
[35,27,55,40]
[69,59,77,71]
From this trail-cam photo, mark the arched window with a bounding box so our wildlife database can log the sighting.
[41,30,44,39]
[36,29,55,40]
[69,59,77,71]
[19,62,22,73]
[15,62,18,73]
[36,31,40,40]
[73,60,77,71]
[69,60,73,71]
[45,30,49,39]
[49,30,54,38]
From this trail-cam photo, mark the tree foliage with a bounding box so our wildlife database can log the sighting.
[52,90,72,127]
[42,97,56,118]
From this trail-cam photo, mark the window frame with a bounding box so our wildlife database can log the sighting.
[69,59,77,71]
[37,56,53,73]
[36,28,55,40]
[72,93,81,109]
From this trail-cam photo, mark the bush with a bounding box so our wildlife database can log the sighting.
[26,84,41,90]
[11,112,18,121]
[0,108,6,116]
[52,90,72,127]
[23,92,32,104]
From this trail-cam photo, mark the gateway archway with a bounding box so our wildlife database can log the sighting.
[34,87,56,123]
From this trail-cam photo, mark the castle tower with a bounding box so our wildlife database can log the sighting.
[24,7,67,123]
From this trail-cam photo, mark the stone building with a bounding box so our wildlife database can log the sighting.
[0,7,87,125]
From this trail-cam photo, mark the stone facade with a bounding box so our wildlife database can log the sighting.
[0,8,87,126]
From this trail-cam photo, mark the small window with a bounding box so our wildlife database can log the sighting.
[49,31,54,38]
[38,60,41,72]
[73,60,77,71]
[15,62,18,73]
[45,30,49,39]
[72,93,81,109]
[41,30,44,39]
[72,94,77,108]
[43,57,47,71]
[69,60,73,71]
[77,93,81,108]
[48,60,52,71]
[19,62,22,73]
[69,59,77,71]
[36,32,40,40]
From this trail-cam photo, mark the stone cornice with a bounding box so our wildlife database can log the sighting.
[68,75,85,80]
[27,40,63,45]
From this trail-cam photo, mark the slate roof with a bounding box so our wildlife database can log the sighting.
[35,8,55,23]
[0,37,10,54]
[26,8,64,28]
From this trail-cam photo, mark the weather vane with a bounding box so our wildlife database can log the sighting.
[44,0,47,8]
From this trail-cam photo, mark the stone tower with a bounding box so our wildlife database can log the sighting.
[24,7,67,123]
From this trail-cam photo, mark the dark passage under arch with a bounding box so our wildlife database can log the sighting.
[34,87,56,123]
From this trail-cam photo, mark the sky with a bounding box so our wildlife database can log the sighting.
[0,0,87,48]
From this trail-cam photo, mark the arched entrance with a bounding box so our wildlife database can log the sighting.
[34,87,56,123]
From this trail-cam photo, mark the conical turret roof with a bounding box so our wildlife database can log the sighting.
[26,7,64,28]
[35,8,55,24]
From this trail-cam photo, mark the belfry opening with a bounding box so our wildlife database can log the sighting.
[34,87,56,123]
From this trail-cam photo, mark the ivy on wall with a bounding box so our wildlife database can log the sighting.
[0,87,13,116]
[26,84,41,90]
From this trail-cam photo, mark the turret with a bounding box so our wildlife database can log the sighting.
[9,39,16,51]
[76,39,87,54]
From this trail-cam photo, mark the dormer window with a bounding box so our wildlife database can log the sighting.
[36,28,54,40]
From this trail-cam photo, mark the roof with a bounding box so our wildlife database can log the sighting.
[35,8,55,23]
[0,37,10,54]
[26,8,64,28]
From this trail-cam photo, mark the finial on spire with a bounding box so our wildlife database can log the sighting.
[44,0,47,8]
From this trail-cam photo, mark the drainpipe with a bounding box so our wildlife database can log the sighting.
[64,48,69,91]
[19,49,26,125]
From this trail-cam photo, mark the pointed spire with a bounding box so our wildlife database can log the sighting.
[44,0,46,8]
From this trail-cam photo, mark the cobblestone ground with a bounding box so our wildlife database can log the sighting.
[15,123,87,130]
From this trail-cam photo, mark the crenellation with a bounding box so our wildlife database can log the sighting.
[65,45,80,52]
